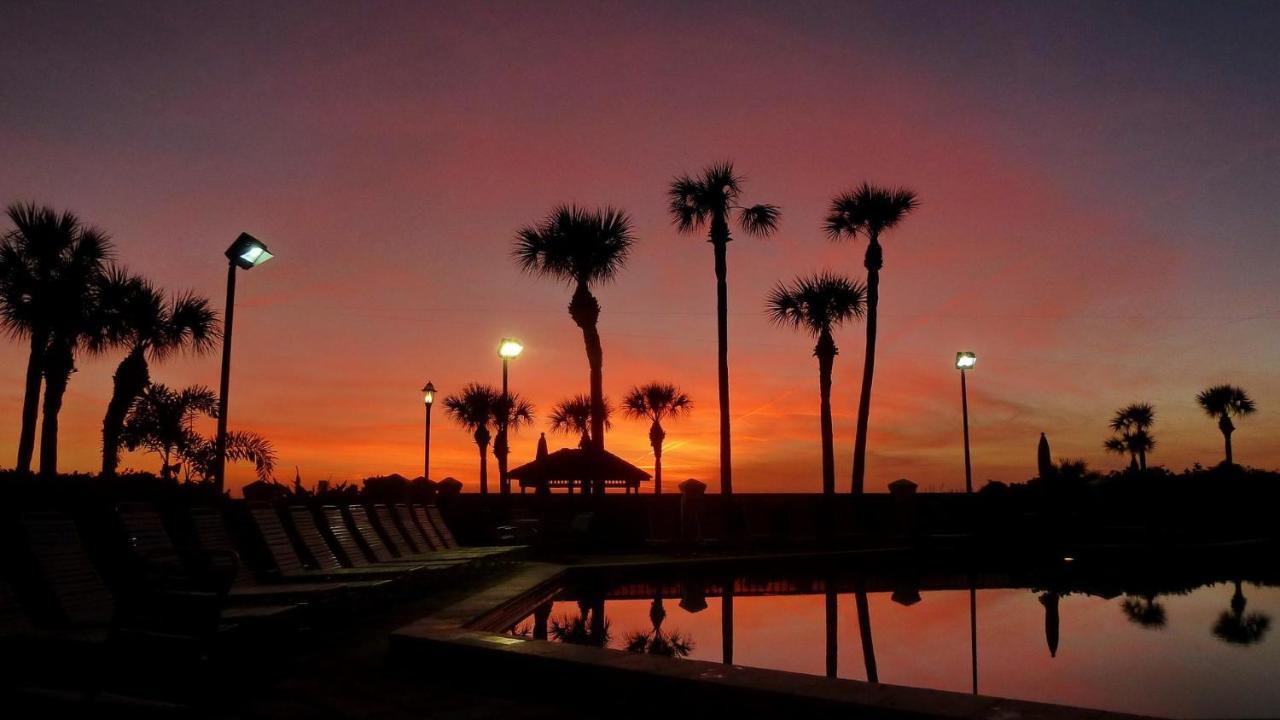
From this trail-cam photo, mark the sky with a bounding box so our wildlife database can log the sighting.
[1,0,1277,495]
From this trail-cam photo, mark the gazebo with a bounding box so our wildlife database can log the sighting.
[508,447,651,494]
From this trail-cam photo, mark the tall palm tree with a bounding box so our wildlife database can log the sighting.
[443,383,501,495]
[98,269,219,476]
[766,273,866,496]
[668,163,779,495]
[622,383,692,495]
[0,202,110,474]
[491,393,535,494]
[1196,384,1256,467]
[825,183,918,494]
[548,393,613,448]
[514,205,634,478]
[1108,402,1156,470]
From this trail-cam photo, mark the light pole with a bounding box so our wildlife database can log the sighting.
[497,338,524,495]
[422,382,435,481]
[955,351,976,494]
[214,233,274,494]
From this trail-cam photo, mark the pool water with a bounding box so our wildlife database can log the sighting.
[511,567,1279,718]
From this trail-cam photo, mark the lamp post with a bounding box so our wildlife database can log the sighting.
[214,233,274,494]
[955,351,976,494]
[422,382,435,481]
[497,338,523,495]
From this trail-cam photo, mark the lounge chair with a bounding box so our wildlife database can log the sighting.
[241,503,405,587]
[411,504,524,561]
[287,506,457,578]
[119,503,351,609]
[373,504,492,564]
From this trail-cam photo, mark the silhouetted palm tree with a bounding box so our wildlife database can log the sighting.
[120,383,274,483]
[622,383,692,495]
[767,273,866,496]
[1107,403,1156,470]
[1196,385,1256,467]
[624,594,694,658]
[0,202,111,474]
[1212,581,1270,646]
[548,393,613,448]
[825,183,918,495]
[514,206,634,482]
[443,383,501,495]
[1120,593,1167,629]
[98,269,218,476]
[668,163,779,495]
[121,383,217,480]
[491,393,535,494]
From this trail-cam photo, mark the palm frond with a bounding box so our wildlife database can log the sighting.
[512,205,634,286]
[825,182,919,240]
[766,272,867,336]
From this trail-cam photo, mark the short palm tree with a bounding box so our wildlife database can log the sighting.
[1196,384,1256,467]
[622,383,692,495]
[1107,402,1156,470]
[0,202,110,474]
[98,269,219,476]
[514,205,633,475]
[121,383,218,480]
[766,273,866,496]
[825,183,918,494]
[491,393,535,494]
[444,383,501,495]
[548,393,613,448]
[668,162,779,495]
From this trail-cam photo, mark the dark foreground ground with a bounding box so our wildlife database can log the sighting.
[4,564,658,720]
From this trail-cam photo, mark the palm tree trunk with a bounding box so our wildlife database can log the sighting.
[817,333,837,497]
[102,346,150,477]
[1138,448,1147,471]
[711,218,733,495]
[855,587,879,682]
[1220,416,1235,466]
[569,281,606,495]
[650,421,665,495]
[825,586,838,679]
[851,237,882,495]
[493,430,508,494]
[38,339,75,479]
[15,326,48,474]
[475,431,490,495]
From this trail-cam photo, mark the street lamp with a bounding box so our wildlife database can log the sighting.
[955,351,976,493]
[214,233,274,494]
[496,338,523,495]
[422,382,436,481]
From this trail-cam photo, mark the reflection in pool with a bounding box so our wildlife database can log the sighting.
[510,558,1279,718]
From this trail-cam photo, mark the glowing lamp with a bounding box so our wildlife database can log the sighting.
[422,381,436,406]
[955,351,977,370]
[226,233,274,269]
[498,338,524,359]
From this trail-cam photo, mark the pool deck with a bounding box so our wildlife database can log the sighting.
[390,553,1159,720]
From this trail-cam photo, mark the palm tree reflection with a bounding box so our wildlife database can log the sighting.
[855,587,879,682]
[1213,581,1271,646]
[550,597,611,648]
[1120,593,1167,629]
[1040,592,1060,658]
[625,594,694,658]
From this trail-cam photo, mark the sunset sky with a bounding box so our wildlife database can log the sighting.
[2,1,1277,495]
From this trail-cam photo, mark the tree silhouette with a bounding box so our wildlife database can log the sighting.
[97,268,218,476]
[1120,593,1167,629]
[1105,403,1156,471]
[443,383,501,495]
[491,392,535,493]
[548,393,613,448]
[624,595,694,658]
[668,162,779,495]
[1196,385,1256,467]
[514,205,633,490]
[1212,581,1270,646]
[121,383,274,482]
[766,272,866,496]
[0,202,111,474]
[622,383,692,495]
[825,183,918,495]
